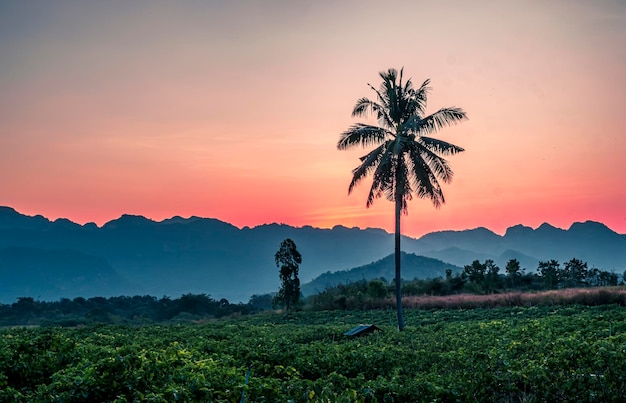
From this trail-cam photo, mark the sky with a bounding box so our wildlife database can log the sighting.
[1,0,625,238]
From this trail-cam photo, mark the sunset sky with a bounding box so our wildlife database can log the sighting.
[1,0,625,238]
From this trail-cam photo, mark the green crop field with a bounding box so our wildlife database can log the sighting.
[2,305,626,402]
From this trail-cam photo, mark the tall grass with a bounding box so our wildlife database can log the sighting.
[401,286,626,310]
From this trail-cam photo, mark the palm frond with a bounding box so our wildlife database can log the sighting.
[415,79,431,97]
[366,147,395,207]
[404,150,445,207]
[368,82,395,127]
[410,107,467,135]
[348,143,388,194]
[409,142,454,184]
[337,124,389,150]
[384,159,412,214]
[383,73,403,126]
[401,78,430,120]
[352,97,380,118]
[379,68,399,86]
[419,136,465,156]
[379,69,403,124]
[355,91,394,128]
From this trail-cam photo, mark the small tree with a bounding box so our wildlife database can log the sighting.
[505,259,521,289]
[538,260,560,289]
[273,238,302,313]
[562,258,588,287]
[464,260,486,284]
[484,259,501,294]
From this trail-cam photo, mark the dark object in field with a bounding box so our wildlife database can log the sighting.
[344,324,383,337]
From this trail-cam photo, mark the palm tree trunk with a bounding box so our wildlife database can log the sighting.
[395,195,405,331]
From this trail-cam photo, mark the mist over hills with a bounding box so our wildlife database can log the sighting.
[0,206,624,303]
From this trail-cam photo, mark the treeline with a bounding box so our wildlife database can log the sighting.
[2,258,624,325]
[0,294,259,327]
[308,258,624,310]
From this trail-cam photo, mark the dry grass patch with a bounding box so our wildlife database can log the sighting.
[401,286,626,309]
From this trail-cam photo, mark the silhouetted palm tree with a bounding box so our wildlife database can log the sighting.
[337,68,467,330]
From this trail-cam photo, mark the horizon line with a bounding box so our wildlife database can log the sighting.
[1,204,622,237]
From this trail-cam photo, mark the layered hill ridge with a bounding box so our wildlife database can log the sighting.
[0,206,624,303]
[301,252,461,296]
[402,220,626,270]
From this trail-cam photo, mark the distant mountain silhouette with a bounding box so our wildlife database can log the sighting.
[0,206,56,231]
[417,247,496,268]
[0,206,624,303]
[0,207,394,303]
[416,247,540,271]
[301,252,461,296]
[402,220,626,271]
[0,246,129,302]
[415,227,504,255]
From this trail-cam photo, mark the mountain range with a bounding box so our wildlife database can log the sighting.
[1,206,624,303]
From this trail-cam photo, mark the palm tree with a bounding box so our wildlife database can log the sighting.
[337,68,467,330]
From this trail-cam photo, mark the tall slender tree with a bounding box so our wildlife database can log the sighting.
[337,68,467,330]
[273,238,302,314]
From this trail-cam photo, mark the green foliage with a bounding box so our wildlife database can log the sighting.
[2,305,626,401]
[273,238,302,313]
[307,259,625,312]
[0,294,252,327]
[462,259,503,294]
[538,259,561,289]
[535,259,619,290]
[562,258,588,287]
[505,258,521,288]
[1,255,621,329]
[463,260,486,284]
[367,279,388,299]
[247,294,275,311]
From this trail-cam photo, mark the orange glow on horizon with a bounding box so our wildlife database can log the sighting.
[1,1,625,238]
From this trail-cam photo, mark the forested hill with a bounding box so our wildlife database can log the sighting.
[301,252,461,296]
[1,206,625,303]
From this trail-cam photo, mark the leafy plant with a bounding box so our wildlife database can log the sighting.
[3,305,626,401]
